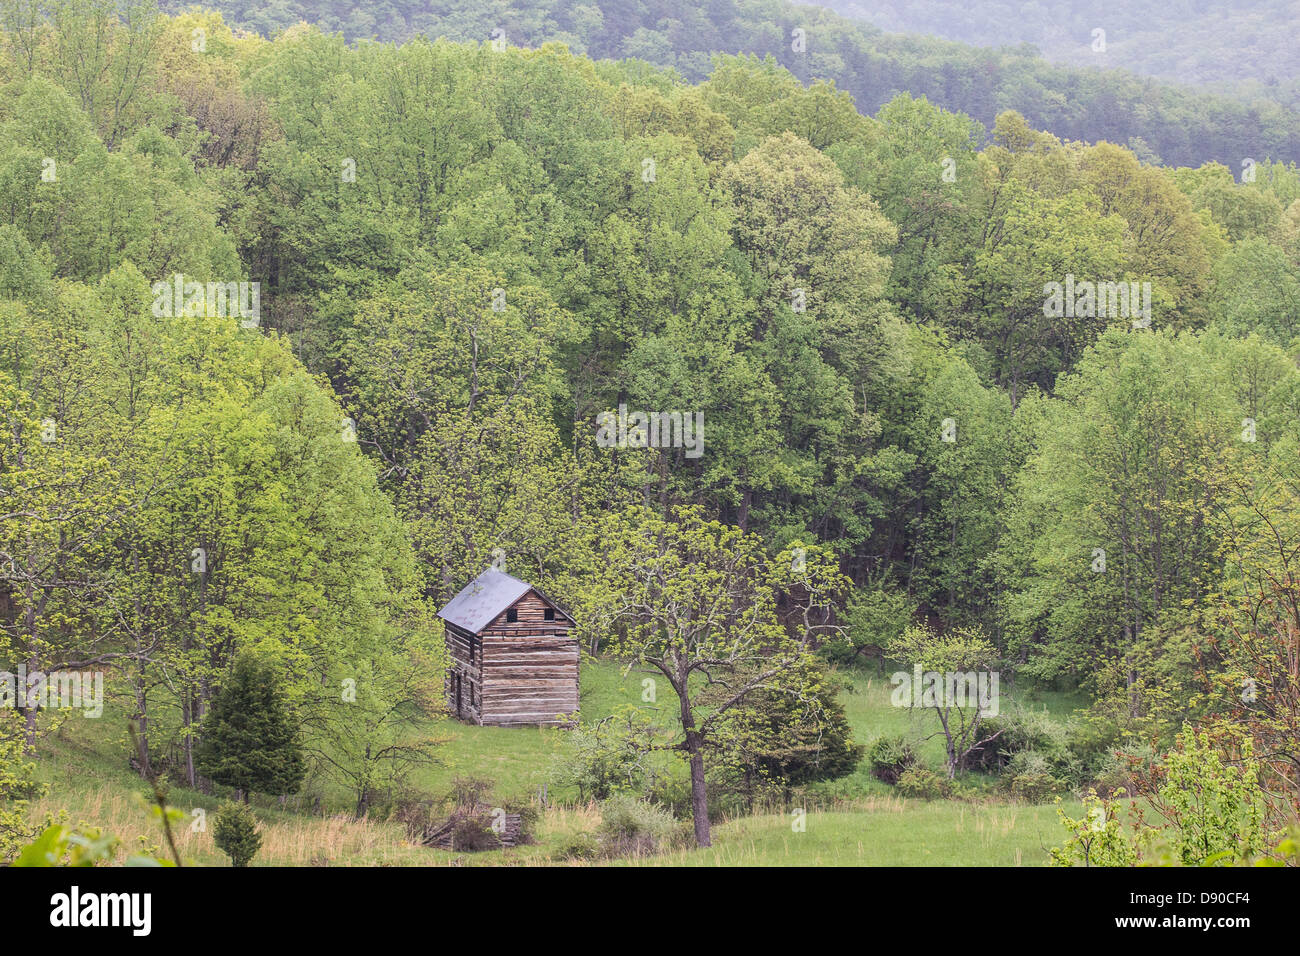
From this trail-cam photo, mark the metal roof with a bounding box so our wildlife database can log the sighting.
[437,568,533,634]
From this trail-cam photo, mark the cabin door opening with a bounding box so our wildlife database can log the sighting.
[454,672,463,718]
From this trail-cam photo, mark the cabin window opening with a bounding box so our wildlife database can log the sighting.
[469,637,475,664]
[505,607,517,623]
[543,607,555,621]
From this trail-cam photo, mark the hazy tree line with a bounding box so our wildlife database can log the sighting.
[827,0,1300,92]
[176,0,1300,170]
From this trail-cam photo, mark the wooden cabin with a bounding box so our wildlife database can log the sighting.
[437,568,578,727]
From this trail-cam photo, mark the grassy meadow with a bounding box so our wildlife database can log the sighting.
[26,658,1088,866]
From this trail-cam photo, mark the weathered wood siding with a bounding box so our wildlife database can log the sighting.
[477,591,578,727]
[444,621,483,724]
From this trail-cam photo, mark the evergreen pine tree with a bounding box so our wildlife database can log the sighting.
[213,801,263,867]
[196,654,306,801]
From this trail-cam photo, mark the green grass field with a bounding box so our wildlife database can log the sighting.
[23,657,1087,865]
[632,802,1070,866]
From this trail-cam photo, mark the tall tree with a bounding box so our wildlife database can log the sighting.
[578,505,847,846]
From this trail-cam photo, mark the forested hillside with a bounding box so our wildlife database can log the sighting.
[2,1,1299,870]
[163,0,1300,170]
[828,0,1300,89]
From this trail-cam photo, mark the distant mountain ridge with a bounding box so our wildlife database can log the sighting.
[176,0,1300,167]
[822,0,1300,89]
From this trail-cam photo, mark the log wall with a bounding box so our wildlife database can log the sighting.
[444,621,483,724]
[444,591,579,728]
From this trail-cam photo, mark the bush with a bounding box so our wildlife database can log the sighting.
[644,763,695,818]
[895,767,954,799]
[548,713,648,802]
[596,794,684,857]
[968,706,1077,781]
[715,669,864,809]
[213,801,262,867]
[551,831,601,862]
[867,736,917,785]
[1065,716,1126,784]
[1049,790,1140,867]
[1092,742,1156,798]
[1051,731,1269,867]
[1005,751,1065,802]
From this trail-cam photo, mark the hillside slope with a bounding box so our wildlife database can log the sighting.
[171,0,1300,167]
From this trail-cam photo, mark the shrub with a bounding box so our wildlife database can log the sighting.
[1049,790,1140,867]
[548,712,649,802]
[1156,731,1267,865]
[714,669,864,810]
[1051,731,1270,866]
[968,706,1077,781]
[867,735,917,785]
[1005,751,1065,802]
[1092,743,1156,797]
[1064,716,1125,781]
[213,801,262,867]
[895,766,954,799]
[551,831,601,862]
[596,794,684,857]
[644,764,694,818]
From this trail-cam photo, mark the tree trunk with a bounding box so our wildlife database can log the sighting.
[684,729,711,847]
[22,547,40,749]
[132,551,152,779]
[185,540,209,788]
[676,679,711,847]
[134,674,152,779]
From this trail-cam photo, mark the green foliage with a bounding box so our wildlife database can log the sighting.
[551,830,601,862]
[12,823,171,867]
[0,711,44,861]
[550,794,686,861]
[1052,730,1270,866]
[576,505,849,845]
[823,586,915,666]
[866,735,917,785]
[1049,790,1140,867]
[895,766,955,800]
[212,801,262,867]
[548,709,655,803]
[0,1,1295,859]
[717,666,864,801]
[595,793,685,857]
[968,706,1071,775]
[1154,731,1267,866]
[196,654,306,800]
[1005,751,1066,802]
[195,0,1300,170]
